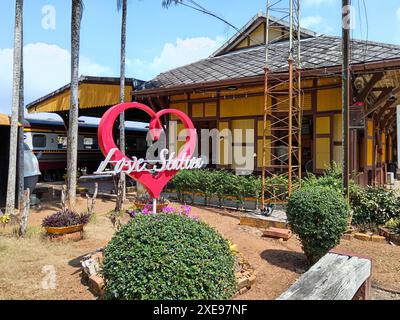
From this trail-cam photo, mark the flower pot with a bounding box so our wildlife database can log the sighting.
[45,224,84,235]
[133,202,169,211]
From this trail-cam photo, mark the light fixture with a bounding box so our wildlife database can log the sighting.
[226,86,237,91]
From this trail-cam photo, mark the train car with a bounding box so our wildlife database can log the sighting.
[24,118,148,182]
[1,114,41,208]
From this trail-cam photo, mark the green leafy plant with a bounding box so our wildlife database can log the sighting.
[287,186,349,264]
[385,218,400,233]
[214,170,234,207]
[350,186,400,230]
[102,214,236,300]
[173,169,273,208]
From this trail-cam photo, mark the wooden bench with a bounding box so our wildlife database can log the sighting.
[277,249,372,300]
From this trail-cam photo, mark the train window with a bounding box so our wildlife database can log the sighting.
[137,138,147,151]
[83,137,98,150]
[32,134,46,148]
[57,136,67,149]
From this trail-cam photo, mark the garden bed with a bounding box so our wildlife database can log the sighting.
[1,197,400,300]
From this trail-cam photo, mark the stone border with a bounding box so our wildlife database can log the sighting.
[80,248,256,298]
[378,227,400,245]
[341,231,387,244]
[233,252,256,296]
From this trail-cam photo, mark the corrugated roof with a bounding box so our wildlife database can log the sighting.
[138,35,400,92]
[27,76,144,111]
[211,12,317,57]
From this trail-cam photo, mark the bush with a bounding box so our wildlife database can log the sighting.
[103,214,236,300]
[385,218,400,234]
[351,186,400,230]
[302,162,358,195]
[172,169,282,206]
[287,186,349,264]
[42,210,91,228]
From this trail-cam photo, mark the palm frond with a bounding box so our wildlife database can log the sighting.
[117,0,122,12]
[162,0,183,9]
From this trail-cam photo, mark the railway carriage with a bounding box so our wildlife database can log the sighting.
[24,118,148,182]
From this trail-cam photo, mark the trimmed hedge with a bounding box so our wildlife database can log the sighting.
[287,186,349,264]
[102,214,236,300]
[172,169,287,207]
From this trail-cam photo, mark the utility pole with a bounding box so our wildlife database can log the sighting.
[117,0,128,209]
[287,0,294,196]
[261,0,270,212]
[342,0,351,202]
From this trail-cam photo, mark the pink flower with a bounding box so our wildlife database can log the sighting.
[180,205,192,215]
[162,206,176,214]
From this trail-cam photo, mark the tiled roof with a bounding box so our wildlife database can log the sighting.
[138,36,400,91]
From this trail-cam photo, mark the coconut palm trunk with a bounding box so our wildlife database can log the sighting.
[115,0,127,212]
[17,25,25,208]
[5,0,24,216]
[67,0,83,209]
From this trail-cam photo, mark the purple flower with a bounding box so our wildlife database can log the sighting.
[162,206,176,214]
[128,210,137,218]
[180,205,192,215]
[142,205,153,215]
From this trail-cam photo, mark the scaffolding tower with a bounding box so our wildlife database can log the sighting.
[261,0,303,210]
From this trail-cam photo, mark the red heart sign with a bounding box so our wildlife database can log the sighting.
[97,102,197,199]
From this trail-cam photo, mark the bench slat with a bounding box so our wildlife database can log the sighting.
[277,253,371,300]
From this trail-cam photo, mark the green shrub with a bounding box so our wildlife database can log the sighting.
[385,218,400,233]
[172,169,284,206]
[351,186,400,230]
[302,162,358,195]
[265,174,290,201]
[102,214,236,300]
[287,186,349,264]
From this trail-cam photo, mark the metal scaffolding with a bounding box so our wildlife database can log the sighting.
[261,0,303,210]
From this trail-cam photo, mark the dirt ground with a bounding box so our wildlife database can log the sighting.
[0,197,399,300]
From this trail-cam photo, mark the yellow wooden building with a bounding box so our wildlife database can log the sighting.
[27,13,400,185]
[133,13,400,185]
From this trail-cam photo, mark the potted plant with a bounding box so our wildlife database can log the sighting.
[42,210,91,235]
[132,194,169,211]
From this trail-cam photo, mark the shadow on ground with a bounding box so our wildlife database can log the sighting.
[260,249,308,273]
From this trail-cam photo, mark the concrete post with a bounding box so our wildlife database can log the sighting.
[396,105,400,178]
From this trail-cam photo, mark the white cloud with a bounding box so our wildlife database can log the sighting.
[130,36,225,81]
[300,16,324,29]
[303,0,335,6]
[0,42,111,116]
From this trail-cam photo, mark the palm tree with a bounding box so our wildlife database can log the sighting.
[115,0,128,212]
[66,0,83,209]
[161,0,182,7]
[5,0,24,216]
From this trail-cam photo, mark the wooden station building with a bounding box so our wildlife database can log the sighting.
[27,13,400,186]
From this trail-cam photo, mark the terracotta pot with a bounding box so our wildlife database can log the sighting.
[134,202,169,211]
[45,224,84,235]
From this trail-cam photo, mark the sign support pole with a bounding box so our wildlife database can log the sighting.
[153,198,157,214]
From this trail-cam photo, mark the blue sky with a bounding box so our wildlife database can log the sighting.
[1,0,400,118]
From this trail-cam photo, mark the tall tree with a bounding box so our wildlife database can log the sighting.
[67,0,83,209]
[6,0,24,216]
[161,0,182,7]
[17,16,25,211]
[115,0,128,212]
